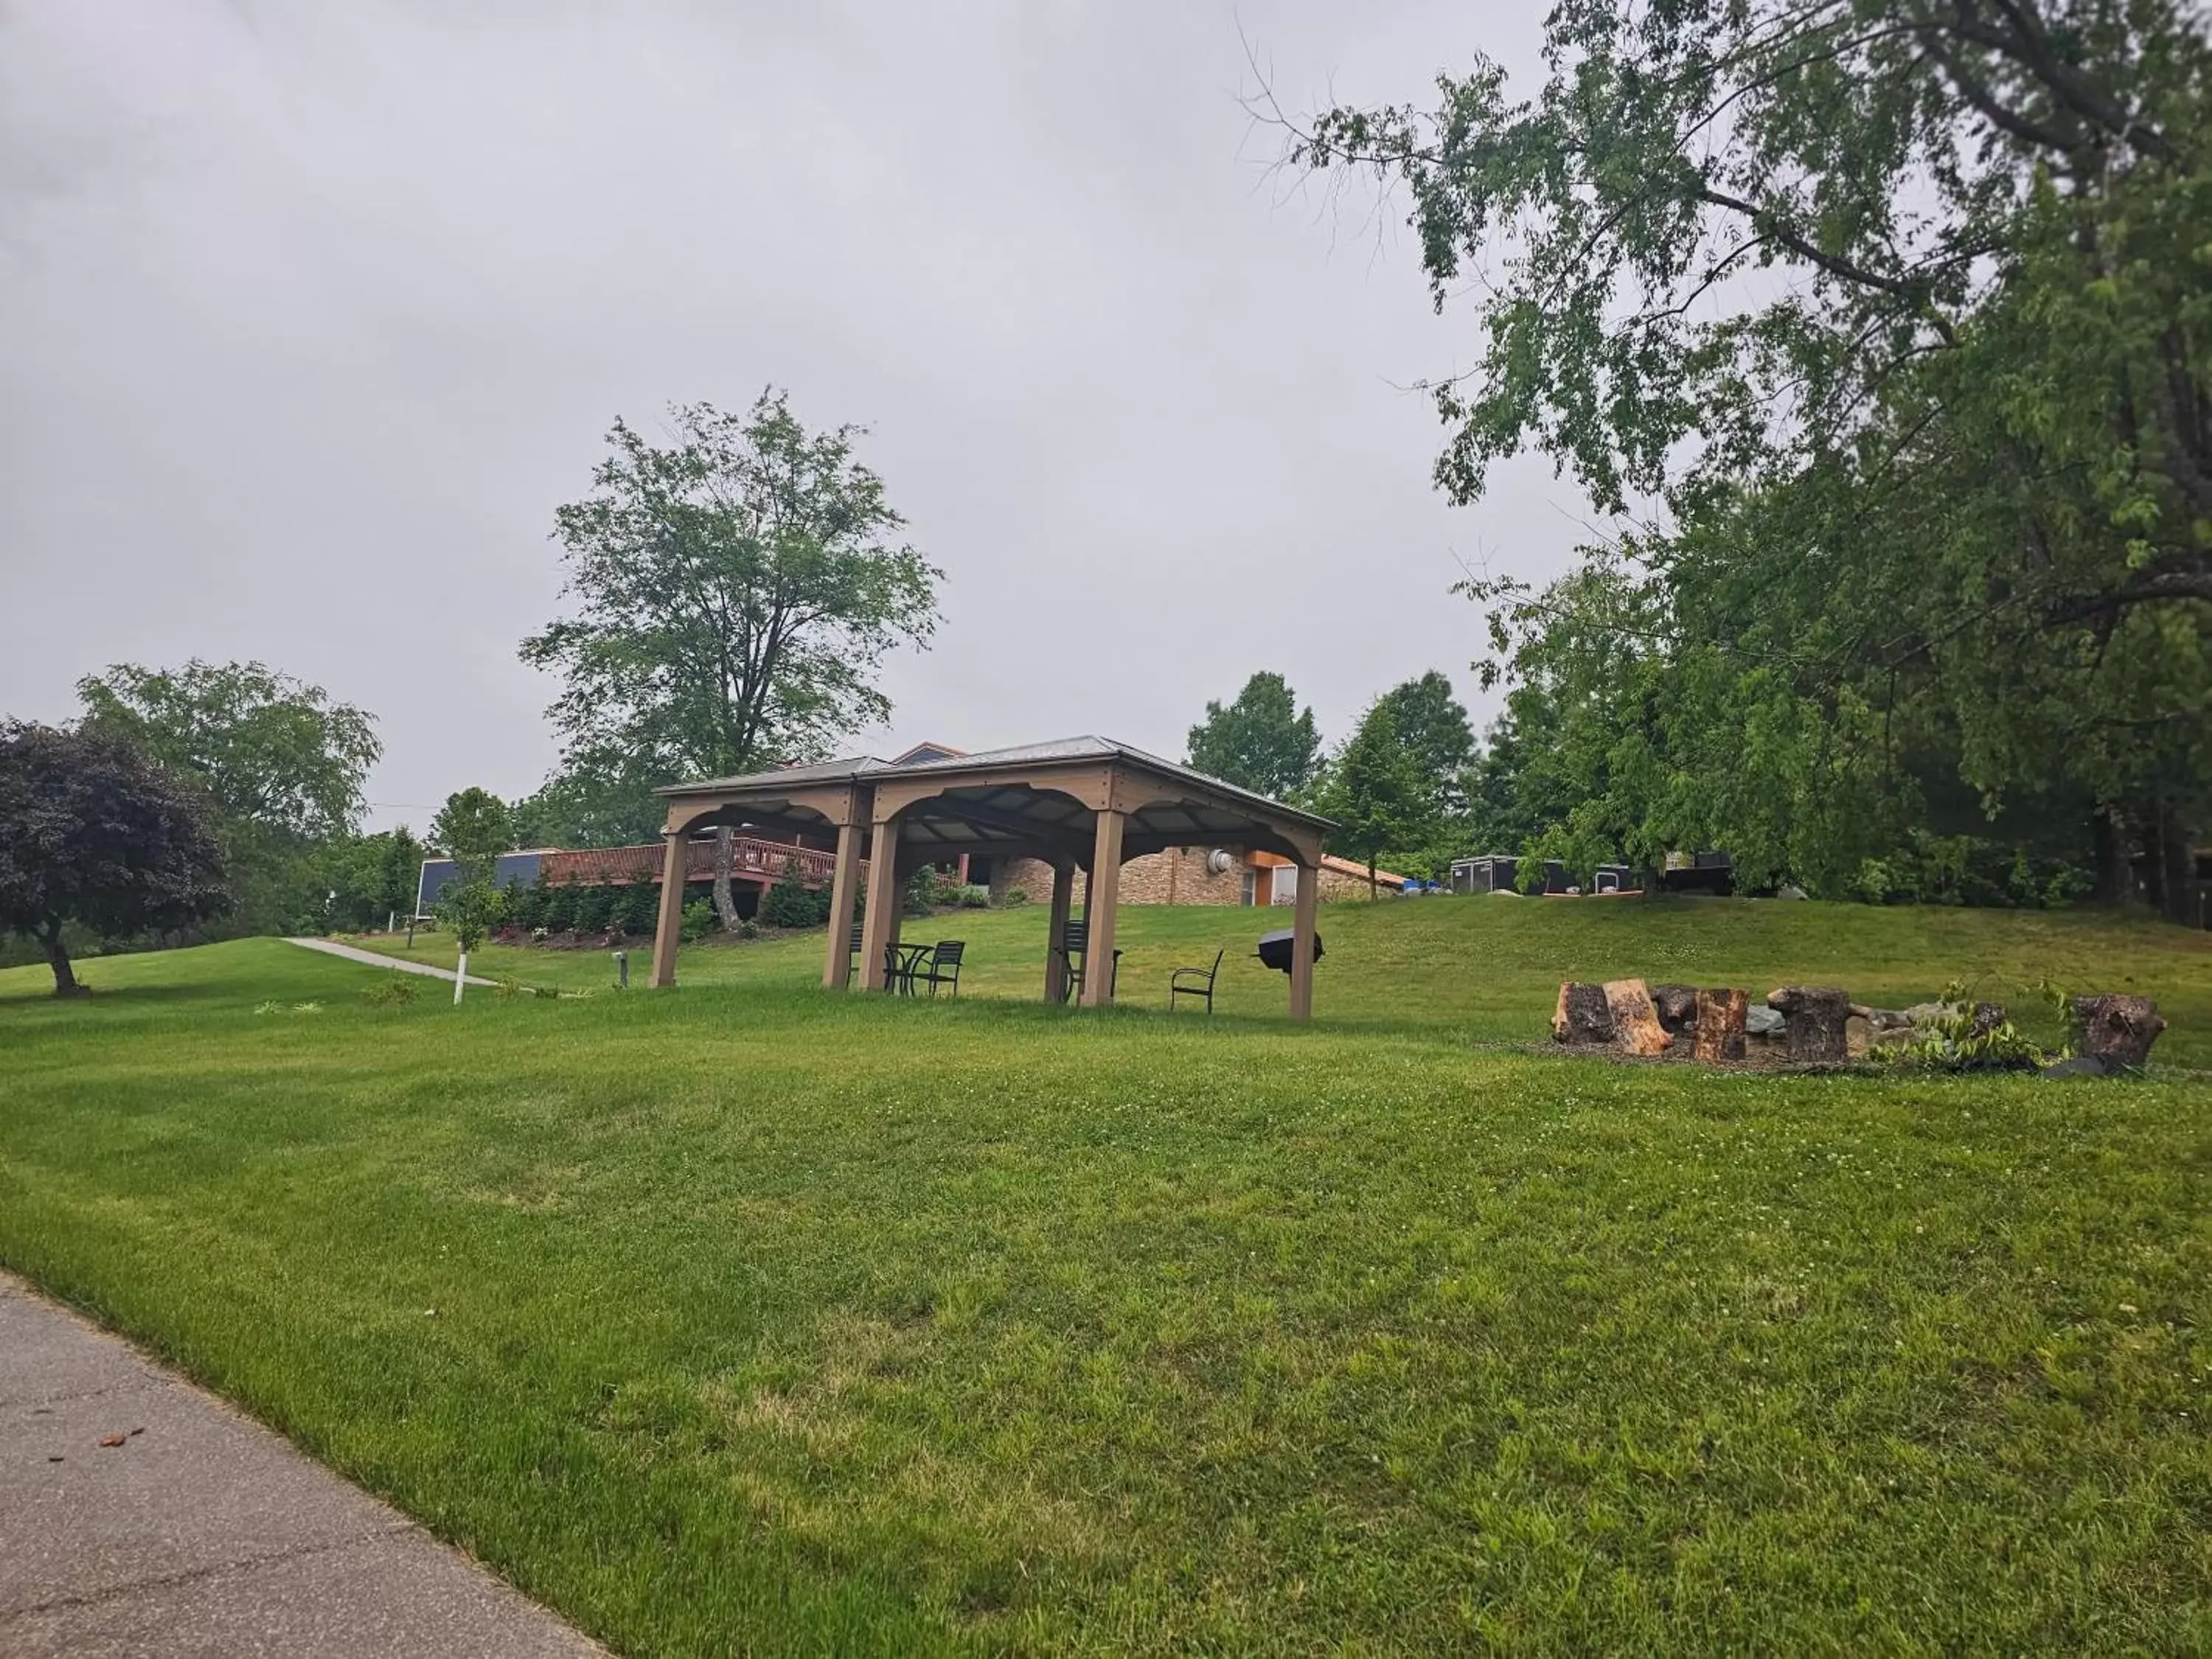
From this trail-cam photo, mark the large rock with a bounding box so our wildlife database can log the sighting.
[1651,984,1699,1034]
[1603,978,1673,1057]
[1851,1004,1913,1030]
[1745,1004,1786,1038]
[2071,995,2166,1071]
[1769,986,1850,1062]
[1692,988,1748,1062]
[1552,981,1615,1046]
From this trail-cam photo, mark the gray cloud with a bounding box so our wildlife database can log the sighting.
[1,0,1583,831]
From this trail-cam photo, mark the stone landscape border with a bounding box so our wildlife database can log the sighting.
[1551,978,2167,1074]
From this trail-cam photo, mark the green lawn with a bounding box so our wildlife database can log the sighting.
[1,904,2208,1655]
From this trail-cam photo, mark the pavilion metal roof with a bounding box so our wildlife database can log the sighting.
[660,735,1335,833]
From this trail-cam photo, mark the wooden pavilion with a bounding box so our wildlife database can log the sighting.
[647,737,1335,1018]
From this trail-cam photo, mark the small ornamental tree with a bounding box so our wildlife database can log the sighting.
[434,877,504,1004]
[430,787,514,884]
[0,722,229,995]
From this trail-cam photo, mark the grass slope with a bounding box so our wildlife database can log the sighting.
[351,892,2212,1064]
[1,911,2208,1655]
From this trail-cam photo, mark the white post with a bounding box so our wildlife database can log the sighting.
[454,950,467,1005]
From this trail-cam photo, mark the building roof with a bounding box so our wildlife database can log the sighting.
[886,740,966,765]
[661,734,1334,830]
[658,734,1335,863]
[1319,853,1407,886]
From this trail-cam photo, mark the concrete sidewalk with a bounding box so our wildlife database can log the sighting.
[0,1274,605,1658]
[287,936,498,986]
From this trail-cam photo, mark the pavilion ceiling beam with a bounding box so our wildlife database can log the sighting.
[913,795,1095,858]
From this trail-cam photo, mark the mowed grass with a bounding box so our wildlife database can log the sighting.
[356,891,2212,1063]
[0,905,2206,1655]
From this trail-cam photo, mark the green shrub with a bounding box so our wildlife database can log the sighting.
[680,898,714,942]
[362,974,420,1006]
[616,883,658,935]
[953,884,990,909]
[906,864,955,915]
[1879,981,2056,1073]
[574,886,614,933]
[1001,886,1029,907]
[543,883,577,931]
[760,858,829,928]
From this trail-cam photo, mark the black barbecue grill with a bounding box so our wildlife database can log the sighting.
[1255,929,1323,975]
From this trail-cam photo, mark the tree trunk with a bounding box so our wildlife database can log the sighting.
[2092,807,2132,905]
[1367,856,1377,898]
[2070,995,2166,1071]
[1602,978,1673,1056]
[713,825,740,931]
[1769,986,1849,1062]
[38,919,84,998]
[1551,981,1614,1045]
[2143,806,2169,916]
[2156,801,2196,927]
[1692,989,1748,1062]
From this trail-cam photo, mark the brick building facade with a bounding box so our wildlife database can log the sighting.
[984,846,1401,908]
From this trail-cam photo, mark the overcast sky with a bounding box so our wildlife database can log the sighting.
[1,1,1587,833]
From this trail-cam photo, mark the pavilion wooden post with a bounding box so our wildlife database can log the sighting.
[860,815,904,991]
[1044,860,1074,1002]
[1080,809,1125,1008]
[1288,858,1319,1021]
[821,819,864,990]
[649,828,689,988]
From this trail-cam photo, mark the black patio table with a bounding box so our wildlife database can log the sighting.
[886,941,933,995]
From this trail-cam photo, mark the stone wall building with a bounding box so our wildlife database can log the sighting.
[984,846,1403,908]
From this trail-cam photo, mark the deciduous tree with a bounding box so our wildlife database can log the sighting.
[1318,703,1433,896]
[0,723,229,995]
[431,788,515,884]
[1185,672,1322,799]
[74,660,379,933]
[523,392,941,928]
[1281,0,2212,913]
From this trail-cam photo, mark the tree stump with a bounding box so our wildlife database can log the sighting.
[1651,984,1699,1034]
[1603,978,1673,1056]
[2071,995,2166,1071]
[1552,981,1614,1046]
[1768,986,1850,1062]
[1692,988,1748,1062]
[1844,1015,1872,1059]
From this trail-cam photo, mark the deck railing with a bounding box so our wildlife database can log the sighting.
[539,835,847,890]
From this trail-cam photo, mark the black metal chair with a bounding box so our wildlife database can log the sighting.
[915,940,965,997]
[1057,920,1121,1005]
[1169,950,1223,1015]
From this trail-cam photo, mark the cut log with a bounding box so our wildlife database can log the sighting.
[2070,995,2166,1071]
[1651,984,1699,1034]
[1553,981,1614,1046]
[1844,1015,1872,1060]
[1692,988,1748,1062]
[1603,978,1672,1057]
[1768,986,1850,1063]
